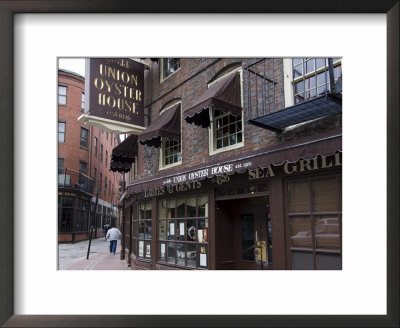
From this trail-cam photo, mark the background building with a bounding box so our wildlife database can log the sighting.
[115,58,342,270]
[58,69,122,243]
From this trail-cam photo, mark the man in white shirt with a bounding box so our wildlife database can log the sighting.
[105,225,122,255]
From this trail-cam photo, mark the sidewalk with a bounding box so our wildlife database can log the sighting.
[68,244,128,270]
[59,237,128,270]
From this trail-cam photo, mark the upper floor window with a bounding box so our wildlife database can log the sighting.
[80,127,88,148]
[58,121,66,143]
[58,158,64,174]
[58,85,67,105]
[79,161,87,175]
[292,58,342,104]
[161,58,180,81]
[105,150,108,167]
[208,70,244,155]
[100,144,103,162]
[161,139,182,167]
[81,92,85,112]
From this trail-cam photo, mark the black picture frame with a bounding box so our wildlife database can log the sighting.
[0,1,398,327]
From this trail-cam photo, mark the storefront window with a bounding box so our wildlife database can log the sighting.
[137,201,152,258]
[158,193,209,268]
[287,175,341,270]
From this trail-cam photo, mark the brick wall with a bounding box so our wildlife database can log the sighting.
[58,70,121,208]
[136,58,285,179]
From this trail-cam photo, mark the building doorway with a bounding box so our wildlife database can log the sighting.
[215,196,271,270]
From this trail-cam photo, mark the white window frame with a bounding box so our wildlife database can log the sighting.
[81,92,85,112]
[58,85,67,105]
[283,58,342,108]
[208,67,244,156]
[160,58,181,82]
[159,101,182,171]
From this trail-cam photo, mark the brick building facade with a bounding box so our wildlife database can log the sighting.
[117,58,342,270]
[58,69,121,243]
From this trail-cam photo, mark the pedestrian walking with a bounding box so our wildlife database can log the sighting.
[105,225,121,255]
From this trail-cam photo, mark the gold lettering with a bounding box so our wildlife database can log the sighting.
[93,77,104,90]
[248,169,256,180]
[266,165,275,177]
[256,168,264,179]
[321,155,333,169]
[300,159,312,172]
[107,96,116,107]
[312,157,319,170]
[107,67,115,80]
[335,152,342,166]
[284,161,297,174]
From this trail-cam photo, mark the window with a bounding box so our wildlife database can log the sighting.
[105,150,108,167]
[161,58,180,81]
[93,168,97,187]
[58,85,67,105]
[81,92,85,112]
[100,144,103,162]
[58,121,66,143]
[158,194,209,268]
[79,161,87,175]
[209,70,244,155]
[133,202,152,259]
[287,175,342,270]
[161,139,181,167]
[80,128,88,148]
[94,137,98,156]
[104,178,107,193]
[58,158,64,174]
[292,58,342,104]
[99,173,102,191]
[213,109,243,150]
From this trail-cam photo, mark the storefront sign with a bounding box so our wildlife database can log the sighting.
[145,180,202,198]
[248,153,342,181]
[85,58,144,128]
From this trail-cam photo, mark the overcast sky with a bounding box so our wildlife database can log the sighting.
[58,58,85,76]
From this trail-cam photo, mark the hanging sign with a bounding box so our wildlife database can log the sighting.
[80,58,146,134]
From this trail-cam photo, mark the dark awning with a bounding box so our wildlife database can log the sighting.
[124,127,342,196]
[110,134,138,172]
[249,94,342,133]
[138,103,181,148]
[184,73,242,128]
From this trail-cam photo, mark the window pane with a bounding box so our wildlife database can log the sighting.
[186,196,196,217]
[145,243,151,258]
[159,242,166,261]
[288,181,310,213]
[197,193,208,217]
[177,220,185,241]
[167,242,176,264]
[305,58,315,74]
[186,244,196,268]
[138,220,145,239]
[290,216,312,248]
[291,251,314,270]
[167,220,175,240]
[145,220,152,239]
[197,219,208,243]
[167,198,175,218]
[177,197,185,218]
[198,245,208,268]
[315,216,340,250]
[316,253,341,270]
[176,243,185,266]
[316,58,326,70]
[159,219,166,240]
[187,219,196,241]
[312,178,337,212]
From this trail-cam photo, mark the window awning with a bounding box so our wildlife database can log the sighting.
[249,94,342,133]
[123,127,342,197]
[184,73,242,128]
[110,134,138,172]
[138,103,181,148]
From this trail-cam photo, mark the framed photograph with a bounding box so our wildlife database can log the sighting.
[0,1,398,327]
